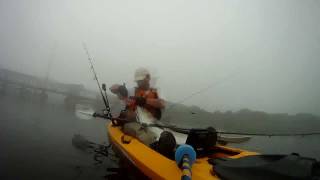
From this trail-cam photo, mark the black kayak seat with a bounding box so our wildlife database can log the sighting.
[209,153,320,180]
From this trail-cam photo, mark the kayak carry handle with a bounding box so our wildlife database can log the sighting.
[175,144,197,180]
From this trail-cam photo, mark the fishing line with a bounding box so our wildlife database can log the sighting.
[166,70,241,112]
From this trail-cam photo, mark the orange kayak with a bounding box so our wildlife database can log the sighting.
[106,122,257,180]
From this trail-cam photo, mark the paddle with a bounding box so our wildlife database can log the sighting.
[76,109,132,124]
[175,144,197,180]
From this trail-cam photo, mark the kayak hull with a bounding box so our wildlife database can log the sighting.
[107,122,257,180]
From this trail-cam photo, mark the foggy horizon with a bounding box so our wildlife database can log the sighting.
[1,0,319,115]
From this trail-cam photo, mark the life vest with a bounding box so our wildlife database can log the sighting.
[126,88,162,119]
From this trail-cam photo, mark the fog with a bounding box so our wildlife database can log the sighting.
[1,0,319,115]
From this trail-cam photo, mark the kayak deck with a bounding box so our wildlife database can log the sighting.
[107,122,257,180]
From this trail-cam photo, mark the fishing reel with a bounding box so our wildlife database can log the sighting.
[93,110,118,126]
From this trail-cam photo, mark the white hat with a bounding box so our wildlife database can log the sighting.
[134,67,150,81]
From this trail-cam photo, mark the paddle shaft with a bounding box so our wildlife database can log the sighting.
[181,154,192,180]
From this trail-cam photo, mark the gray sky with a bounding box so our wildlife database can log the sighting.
[1,0,319,115]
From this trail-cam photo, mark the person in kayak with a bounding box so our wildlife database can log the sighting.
[130,67,165,119]
[110,68,170,146]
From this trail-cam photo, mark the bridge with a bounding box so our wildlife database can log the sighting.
[0,68,102,111]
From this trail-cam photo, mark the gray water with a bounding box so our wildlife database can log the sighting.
[0,95,319,179]
[231,135,320,159]
[0,95,117,180]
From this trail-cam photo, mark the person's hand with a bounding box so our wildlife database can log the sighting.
[109,84,121,94]
[110,84,128,98]
[135,96,146,106]
[118,85,128,97]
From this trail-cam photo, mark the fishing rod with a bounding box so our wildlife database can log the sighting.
[82,43,112,120]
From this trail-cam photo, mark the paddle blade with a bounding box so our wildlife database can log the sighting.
[74,104,95,120]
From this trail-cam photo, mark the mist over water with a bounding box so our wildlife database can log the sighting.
[1,0,320,115]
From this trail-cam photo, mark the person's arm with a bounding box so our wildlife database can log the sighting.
[146,98,165,109]
[135,96,165,109]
